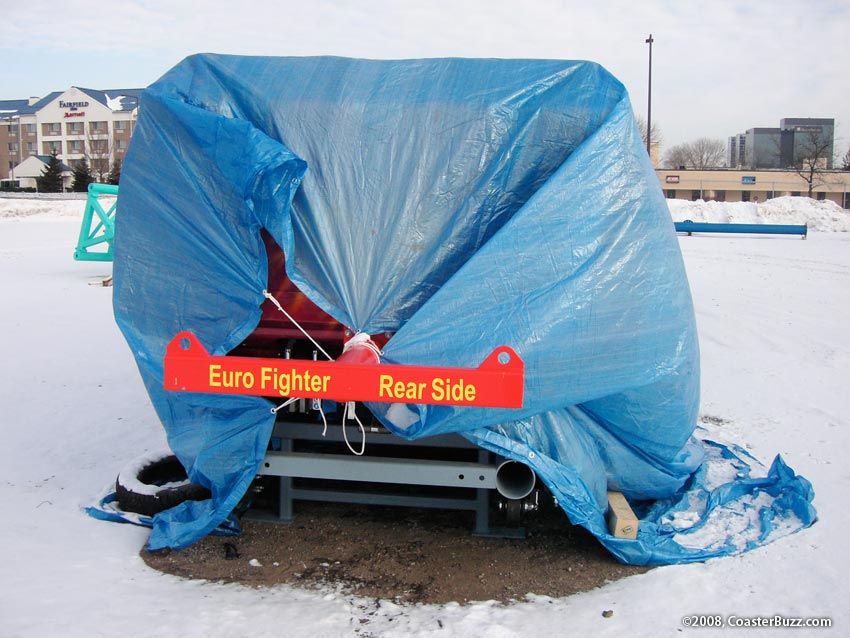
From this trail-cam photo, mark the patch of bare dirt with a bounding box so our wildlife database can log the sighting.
[142,498,649,605]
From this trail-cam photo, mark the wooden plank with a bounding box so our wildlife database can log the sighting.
[607,491,639,539]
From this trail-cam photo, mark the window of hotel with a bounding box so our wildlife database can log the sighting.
[715,190,726,202]
[7,142,18,153]
[817,192,826,201]
[116,139,127,150]
[26,142,36,155]
[115,120,127,131]
[89,121,108,133]
[66,121,84,135]
[741,191,751,202]
[666,189,676,199]
[68,140,84,153]
[25,123,36,134]
[691,190,700,201]
[7,124,18,137]
[43,140,62,154]
[45,122,61,135]
[90,139,108,152]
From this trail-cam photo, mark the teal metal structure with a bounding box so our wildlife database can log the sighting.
[74,183,118,261]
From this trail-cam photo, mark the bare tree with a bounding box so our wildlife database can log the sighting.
[86,123,112,183]
[690,138,727,168]
[635,116,663,150]
[791,129,834,197]
[663,144,690,170]
[838,146,850,171]
[663,137,726,169]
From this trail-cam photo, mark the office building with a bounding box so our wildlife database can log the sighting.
[728,118,834,170]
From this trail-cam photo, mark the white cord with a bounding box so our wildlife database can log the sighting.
[342,401,366,456]
[318,400,328,437]
[270,397,299,414]
[262,289,334,361]
[342,331,384,358]
[262,289,367,455]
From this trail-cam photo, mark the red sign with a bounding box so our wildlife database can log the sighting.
[164,332,524,408]
[64,111,85,118]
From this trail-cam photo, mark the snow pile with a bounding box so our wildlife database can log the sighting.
[667,196,850,231]
[0,197,87,219]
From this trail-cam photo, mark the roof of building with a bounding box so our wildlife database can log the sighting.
[0,87,143,117]
[780,117,835,126]
[0,99,32,117]
[76,87,143,112]
[33,155,73,172]
[7,92,62,116]
[11,154,74,177]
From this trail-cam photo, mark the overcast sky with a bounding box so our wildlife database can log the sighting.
[2,0,847,155]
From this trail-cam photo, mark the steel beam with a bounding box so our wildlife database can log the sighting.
[675,220,807,238]
[259,450,497,490]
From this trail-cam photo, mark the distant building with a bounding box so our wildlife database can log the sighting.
[0,86,141,187]
[657,168,850,208]
[10,155,74,190]
[780,118,835,169]
[728,134,745,168]
[728,118,834,170]
[747,128,782,169]
[648,141,660,168]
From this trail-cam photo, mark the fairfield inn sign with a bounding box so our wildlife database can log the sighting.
[59,100,89,109]
[60,99,89,118]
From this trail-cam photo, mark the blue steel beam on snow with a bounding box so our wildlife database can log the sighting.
[674,220,807,239]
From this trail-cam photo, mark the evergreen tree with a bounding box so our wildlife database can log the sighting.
[37,150,65,193]
[72,158,94,192]
[107,158,122,185]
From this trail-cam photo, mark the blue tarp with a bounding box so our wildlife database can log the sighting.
[111,55,815,563]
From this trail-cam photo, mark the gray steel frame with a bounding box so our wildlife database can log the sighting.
[249,420,522,537]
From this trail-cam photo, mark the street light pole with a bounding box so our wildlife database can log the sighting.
[645,34,654,158]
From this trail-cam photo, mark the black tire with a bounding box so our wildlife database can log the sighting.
[115,451,211,517]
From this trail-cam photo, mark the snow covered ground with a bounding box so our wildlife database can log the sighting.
[1,197,848,637]
[666,196,850,232]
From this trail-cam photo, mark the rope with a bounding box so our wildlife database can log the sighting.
[262,289,367,455]
[342,401,367,456]
[262,290,334,361]
[317,400,328,436]
[342,331,384,358]
[270,397,299,414]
